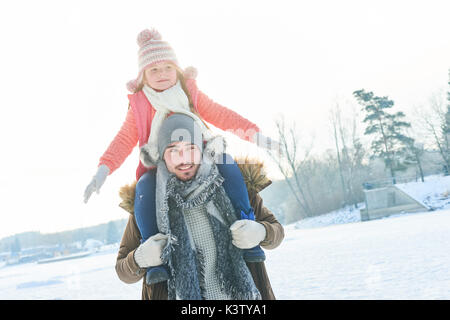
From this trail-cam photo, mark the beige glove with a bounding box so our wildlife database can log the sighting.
[230,220,267,249]
[134,233,169,268]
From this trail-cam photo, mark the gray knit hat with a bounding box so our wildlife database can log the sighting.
[157,114,204,159]
[140,113,227,168]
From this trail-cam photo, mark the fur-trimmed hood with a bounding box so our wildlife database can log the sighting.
[118,157,271,215]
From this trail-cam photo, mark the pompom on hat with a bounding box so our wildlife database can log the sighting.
[126,28,180,92]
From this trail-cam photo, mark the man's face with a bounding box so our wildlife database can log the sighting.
[163,141,202,181]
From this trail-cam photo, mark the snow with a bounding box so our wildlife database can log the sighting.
[293,205,363,230]
[0,247,141,300]
[395,174,450,210]
[268,210,450,299]
[1,175,450,299]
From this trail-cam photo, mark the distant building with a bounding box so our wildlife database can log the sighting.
[361,185,428,221]
[84,239,103,252]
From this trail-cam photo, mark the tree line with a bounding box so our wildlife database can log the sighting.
[0,220,127,253]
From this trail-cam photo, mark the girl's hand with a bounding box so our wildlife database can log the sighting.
[84,164,110,203]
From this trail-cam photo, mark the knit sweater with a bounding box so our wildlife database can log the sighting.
[182,205,231,300]
[99,78,260,180]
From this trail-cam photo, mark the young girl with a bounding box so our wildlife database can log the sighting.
[84,28,277,285]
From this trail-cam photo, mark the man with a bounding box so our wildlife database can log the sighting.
[115,114,284,300]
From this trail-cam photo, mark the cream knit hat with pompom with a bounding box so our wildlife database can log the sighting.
[126,28,180,92]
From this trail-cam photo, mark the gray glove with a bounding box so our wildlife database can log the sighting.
[134,233,169,268]
[84,164,110,203]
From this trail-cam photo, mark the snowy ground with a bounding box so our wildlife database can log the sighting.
[395,174,450,210]
[269,209,450,299]
[1,175,450,300]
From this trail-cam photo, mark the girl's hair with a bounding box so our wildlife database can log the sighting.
[132,63,209,129]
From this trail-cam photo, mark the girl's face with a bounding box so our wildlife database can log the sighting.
[144,62,178,91]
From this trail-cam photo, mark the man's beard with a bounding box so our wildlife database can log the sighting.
[175,163,198,181]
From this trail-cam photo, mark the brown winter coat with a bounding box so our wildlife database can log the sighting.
[115,158,284,300]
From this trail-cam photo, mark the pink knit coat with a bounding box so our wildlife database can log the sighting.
[99,78,260,180]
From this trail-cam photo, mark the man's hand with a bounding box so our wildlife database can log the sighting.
[84,164,110,203]
[134,233,169,268]
[230,220,267,249]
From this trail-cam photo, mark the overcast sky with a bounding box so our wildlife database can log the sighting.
[0,0,449,239]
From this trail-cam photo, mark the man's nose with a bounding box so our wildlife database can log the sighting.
[178,149,191,161]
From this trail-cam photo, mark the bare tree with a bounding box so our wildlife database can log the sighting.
[412,90,450,171]
[269,115,315,218]
[330,103,348,205]
[330,101,368,208]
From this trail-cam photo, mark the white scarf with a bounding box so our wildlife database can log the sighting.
[142,80,212,162]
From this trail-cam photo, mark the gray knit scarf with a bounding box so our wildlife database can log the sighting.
[155,144,261,300]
